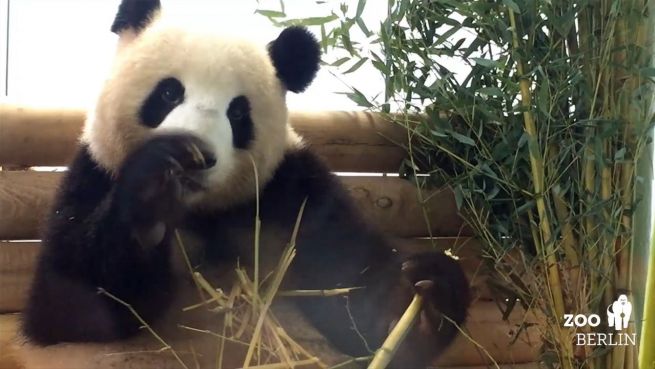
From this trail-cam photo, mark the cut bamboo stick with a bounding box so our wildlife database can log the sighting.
[367,294,423,369]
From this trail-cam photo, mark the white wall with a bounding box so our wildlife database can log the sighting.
[2,0,387,111]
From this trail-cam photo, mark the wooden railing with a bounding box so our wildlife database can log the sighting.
[0,104,540,367]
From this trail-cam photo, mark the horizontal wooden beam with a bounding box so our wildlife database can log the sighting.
[0,237,482,313]
[0,305,541,367]
[0,171,468,240]
[0,241,40,312]
[2,239,531,366]
[0,171,58,240]
[0,238,540,366]
[0,105,409,172]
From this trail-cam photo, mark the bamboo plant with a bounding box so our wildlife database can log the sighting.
[259,0,655,368]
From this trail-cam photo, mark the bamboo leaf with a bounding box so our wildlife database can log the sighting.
[502,0,520,13]
[356,17,372,37]
[255,9,286,18]
[450,131,476,146]
[477,86,504,96]
[472,57,500,68]
[330,57,350,67]
[355,0,366,18]
[280,15,338,27]
[342,57,369,74]
[340,88,373,108]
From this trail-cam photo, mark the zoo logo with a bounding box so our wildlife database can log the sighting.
[563,294,636,346]
[563,294,632,330]
[606,294,631,331]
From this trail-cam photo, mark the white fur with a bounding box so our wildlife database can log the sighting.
[81,13,300,208]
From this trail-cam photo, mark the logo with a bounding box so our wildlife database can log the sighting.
[607,294,631,331]
[563,294,636,346]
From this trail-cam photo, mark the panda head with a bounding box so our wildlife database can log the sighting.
[82,0,320,208]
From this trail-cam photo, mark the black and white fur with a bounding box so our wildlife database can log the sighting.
[18,1,470,368]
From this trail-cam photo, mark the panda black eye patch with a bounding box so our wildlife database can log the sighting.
[227,96,254,149]
[139,77,185,128]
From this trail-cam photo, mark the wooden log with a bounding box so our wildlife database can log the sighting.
[0,105,84,167]
[436,301,543,366]
[341,176,468,238]
[0,237,485,313]
[290,111,408,172]
[0,171,468,240]
[0,303,541,367]
[0,241,40,313]
[0,306,542,367]
[0,171,59,240]
[0,314,24,369]
[0,105,409,172]
[0,239,542,366]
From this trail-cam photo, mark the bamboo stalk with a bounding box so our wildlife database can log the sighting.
[277,287,363,297]
[640,236,655,368]
[247,153,262,307]
[367,294,423,369]
[508,9,573,369]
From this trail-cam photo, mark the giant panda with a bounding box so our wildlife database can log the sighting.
[17,1,471,368]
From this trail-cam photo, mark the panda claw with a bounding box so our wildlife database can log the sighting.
[401,260,417,273]
[414,279,434,292]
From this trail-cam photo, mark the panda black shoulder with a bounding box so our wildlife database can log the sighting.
[263,148,341,199]
[55,146,114,204]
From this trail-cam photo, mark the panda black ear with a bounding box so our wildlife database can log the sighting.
[268,27,321,93]
[111,0,161,35]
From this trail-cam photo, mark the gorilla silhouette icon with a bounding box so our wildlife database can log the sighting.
[607,294,632,331]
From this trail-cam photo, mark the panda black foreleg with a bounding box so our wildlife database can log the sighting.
[22,134,215,345]
[290,214,470,367]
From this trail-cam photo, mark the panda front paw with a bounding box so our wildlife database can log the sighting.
[401,252,470,322]
[115,133,216,226]
[393,252,471,363]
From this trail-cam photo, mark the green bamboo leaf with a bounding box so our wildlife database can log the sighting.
[342,58,369,74]
[330,57,350,67]
[356,18,372,37]
[255,9,286,18]
[477,86,504,96]
[472,57,499,68]
[341,88,373,107]
[371,60,388,73]
[450,131,476,146]
[486,185,500,200]
[503,0,520,13]
[320,24,328,53]
[280,15,338,27]
[454,185,464,210]
[355,0,366,17]
[340,31,356,55]
[434,26,459,45]
[639,67,655,77]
